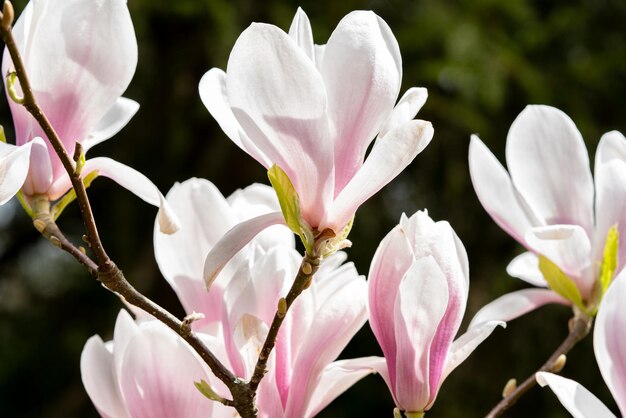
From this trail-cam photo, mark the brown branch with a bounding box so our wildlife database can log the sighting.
[485,310,593,418]
[249,253,321,391]
[31,195,98,276]
[0,2,245,413]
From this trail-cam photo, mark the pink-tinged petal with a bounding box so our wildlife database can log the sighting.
[119,322,214,418]
[594,131,626,274]
[506,105,594,233]
[506,252,547,287]
[525,225,593,297]
[154,178,236,285]
[288,8,315,63]
[233,314,269,379]
[468,289,570,329]
[284,276,368,418]
[393,256,449,412]
[172,275,223,329]
[536,372,616,418]
[594,271,626,414]
[368,225,414,379]
[326,120,433,232]
[203,212,287,289]
[80,336,130,418]
[468,135,539,245]
[5,0,137,180]
[226,23,333,229]
[0,138,45,204]
[112,310,139,380]
[322,11,402,192]
[379,87,428,138]
[440,321,505,385]
[198,69,269,167]
[226,183,295,250]
[82,98,140,151]
[48,157,180,234]
[257,367,287,418]
[305,357,380,417]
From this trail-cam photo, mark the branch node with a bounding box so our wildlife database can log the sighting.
[181,312,205,334]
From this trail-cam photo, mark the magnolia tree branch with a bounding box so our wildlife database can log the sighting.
[485,310,593,418]
[0,2,249,413]
[249,253,321,391]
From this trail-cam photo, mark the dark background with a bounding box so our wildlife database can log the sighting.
[1,0,625,416]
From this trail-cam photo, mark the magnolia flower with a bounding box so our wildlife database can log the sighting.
[154,178,294,330]
[536,268,626,418]
[1,0,178,232]
[368,211,503,414]
[469,105,626,324]
[199,8,432,280]
[153,177,375,417]
[81,310,233,418]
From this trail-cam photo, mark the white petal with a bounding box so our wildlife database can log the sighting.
[468,135,539,245]
[594,271,626,414]
[525,225,593,297]
[203,212,287,289]
[0,138,44,204]
[288,8,315,63]
[284,274,368,417]
[198,68,269,167]
[80,335,130,418]
[593,131,626,274]
[154,178,237,285]
[322,11,402,191]
[442,320,504,381]
[226,22,334,228]
[379,87,428,138]
[394,256,450,412]
[506,252,547,287]
[82,98,139,151]
[305,357,380,417]
[5,0,137,175]
[48,157,181,234]
[536,372,616,418]
[506,105,594,234]
[468,289,570,329]
[326,120,433,232]
[119,322,214,418]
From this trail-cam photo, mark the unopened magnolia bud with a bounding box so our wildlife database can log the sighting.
[1,1,14,30]
[502,378,517,397]
[551,354,567,373]
[79,246,87,254]
[50,236,61,247]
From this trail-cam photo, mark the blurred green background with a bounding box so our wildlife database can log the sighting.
[1,0,625,416]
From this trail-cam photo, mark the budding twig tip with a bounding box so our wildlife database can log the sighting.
[502,378,517,397]
[551,354,567,373]
[1,1,14,30]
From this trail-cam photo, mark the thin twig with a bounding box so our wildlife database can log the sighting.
[485,310,593,418]
[0,2,243,412]
[31,195,98,276]
[249,253,321,391]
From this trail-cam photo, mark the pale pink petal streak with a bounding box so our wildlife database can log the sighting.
[468,289,570,329]
[506,105,594,233]
[326,120,433,232]
[226,23,333,228]
[321,10,402,193]
[594,271,626,414]
[468,135,538,245]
